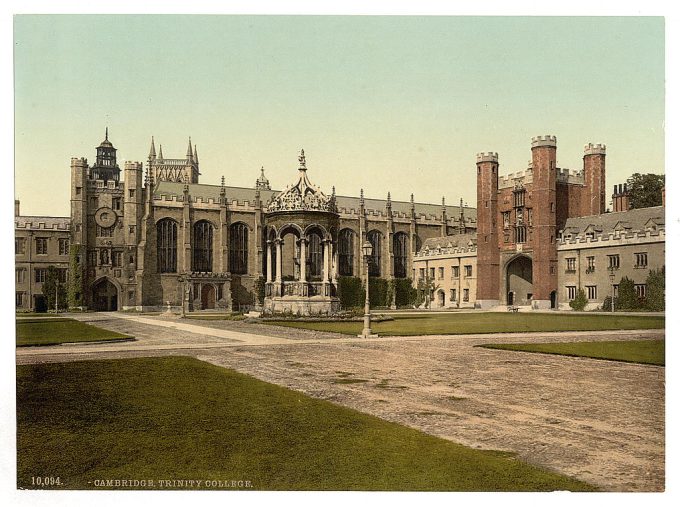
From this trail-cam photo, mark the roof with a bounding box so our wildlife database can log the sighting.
[421,233,477,251]
[154,180,477,220]
[561,206,665,236]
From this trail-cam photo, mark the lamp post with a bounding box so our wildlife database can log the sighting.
[358,241,378,338]
[608,267,615,313]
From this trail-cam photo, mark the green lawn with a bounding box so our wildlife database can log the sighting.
[16,318,131,346]
[265,312,665,336]
[16,312,59,317]
[478,339,665,366]
[16,357,594,491]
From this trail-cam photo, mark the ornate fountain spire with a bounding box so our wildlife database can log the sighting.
[266,149,334,213]
[298,149,307,171]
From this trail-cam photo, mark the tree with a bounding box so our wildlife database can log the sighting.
[42,266,67,311]
[626,173,665,209]
[616,276,638,311]
[645,268,665,311]
[67,245,83,308]
[569,288,588,311]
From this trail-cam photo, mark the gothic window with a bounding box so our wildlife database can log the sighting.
[229,223,249,275]
[157,219,177,273]
[15,238,26,255]
[112,251,123,268]
[16,268,26,284]
[367,230,382,277]
[393,232,409,279]
[338,229,355,276]
[36,238,48,255]
[193,220,213,272]
[634,252,648,268]
[307,233,323,278]
[34,268,47,283]
[607,254,620,270]
[59,238,70,256]
[515,226,526,244]
[96,225,113,237]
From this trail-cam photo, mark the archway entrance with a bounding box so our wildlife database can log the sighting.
[506,255,533,306]
[550,290,556,309]
[201,284,216,310]
[436,290,445,308]
[92,279,118,311]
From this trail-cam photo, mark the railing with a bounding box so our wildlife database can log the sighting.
[265,280,336,298]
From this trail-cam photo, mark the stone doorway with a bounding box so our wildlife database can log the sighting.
[201,284,216,310]
[436,290,445,308]
[506,255,533,306]
[92,278,118,311]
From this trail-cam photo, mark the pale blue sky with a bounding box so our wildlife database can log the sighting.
[14,15,664,216]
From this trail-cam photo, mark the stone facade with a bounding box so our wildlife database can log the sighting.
[412,234,477,308]
[412,135,664,311]
[557,206,665,310]
[476,135,607,309]
[15,131,477,313]
[14,207,71,312]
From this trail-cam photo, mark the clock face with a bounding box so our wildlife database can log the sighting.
[95,207,117,228]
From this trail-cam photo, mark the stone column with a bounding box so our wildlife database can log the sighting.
[299,238,307,283]
[266,241,273,283]
[275,240,282,283]
[323,240,331,282]
[332,242,339,283]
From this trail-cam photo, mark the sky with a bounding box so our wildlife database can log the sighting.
[13,15,664,216]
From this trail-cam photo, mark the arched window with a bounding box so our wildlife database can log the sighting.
[192,220,213,272]
[338,229,355,276]
[307,233,323,278]
[229,223,249,275]
[393,232,409,278]
[156,218,177,273]
[367,230,382,277]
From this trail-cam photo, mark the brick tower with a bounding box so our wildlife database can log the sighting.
[475,152,500,309]
[582,143,606,216]
[530,135,558,309]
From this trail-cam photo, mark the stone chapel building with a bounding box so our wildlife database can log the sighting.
[15,130,476,313]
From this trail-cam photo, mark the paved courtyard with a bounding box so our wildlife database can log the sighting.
[16,312,665,492]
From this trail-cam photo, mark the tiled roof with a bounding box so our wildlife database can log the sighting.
[154,181,477,221]
[421,233,477,250]
[561,206,665,235]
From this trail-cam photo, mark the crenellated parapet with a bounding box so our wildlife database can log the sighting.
[476,152,499,163]
[531,135,557,148]
[584,143,606,156]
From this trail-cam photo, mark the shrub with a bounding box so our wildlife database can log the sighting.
[394,278,417,308]
[42,266,67,311]
[369,277,389,308]
[617,276,638,311]
[338,276,364,309]
[253,276,266,305]
[67,245,83,309]
[569,288,588,311]
[600,295,619,312]
[645,268,665,311]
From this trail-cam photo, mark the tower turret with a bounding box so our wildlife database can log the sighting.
[475,151,500,308]
[530,135,558,308]
[90,128,120,183]
[582,143,606,216]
